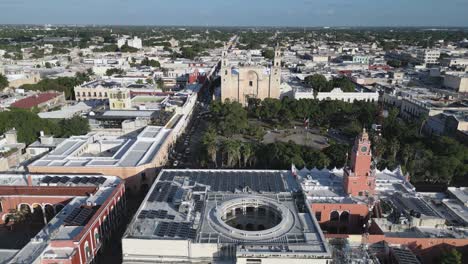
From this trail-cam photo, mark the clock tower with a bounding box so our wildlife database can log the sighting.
[344,129,376,197]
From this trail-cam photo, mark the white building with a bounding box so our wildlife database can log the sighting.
[122,169,332,264]
[294,88,379,103]
[353,55,372,64]
[117,36,143,50]
[127,37,143,49]
[416,49,440,65]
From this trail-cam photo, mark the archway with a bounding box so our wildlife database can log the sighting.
[330,211,339,222]
[340,211,349,223]
[31,204,44,224]
[18,204,31,214]
[44,204,55,222]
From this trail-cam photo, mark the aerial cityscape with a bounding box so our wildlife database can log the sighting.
[0,1,467,264]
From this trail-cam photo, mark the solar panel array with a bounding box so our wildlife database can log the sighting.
[153,221,197,239]
[64,207,95,226]
[392,194,439,218]
[409,197,438,217]
[41,176,106,185]
[137,209,175,220]
[158,171,286,193]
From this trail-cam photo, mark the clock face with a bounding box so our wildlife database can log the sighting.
[361,146,368,153]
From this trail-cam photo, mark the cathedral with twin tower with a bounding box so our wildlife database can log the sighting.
[220,46,282,106]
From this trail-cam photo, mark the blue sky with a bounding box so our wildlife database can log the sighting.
[1,0,467,27]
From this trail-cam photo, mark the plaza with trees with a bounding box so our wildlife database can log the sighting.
[199,98,468,187]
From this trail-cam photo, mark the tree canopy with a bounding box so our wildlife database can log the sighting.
[141,57,161,68]
[440,249,462,264]
[0,73,9,89]
[261,49,275,60]
[0,109,89,145]
[20,72,90,100]
[200,97,468,186]
[105,68,125,76]
[304,74,356,93]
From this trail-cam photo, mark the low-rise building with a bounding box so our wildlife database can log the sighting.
[294,87,379,103]
[122,169,332,264]
[0,129,25,171]
[444,74,468,93]
[0,173,125,264]
[28,126,173,192]
[10,92,65,111]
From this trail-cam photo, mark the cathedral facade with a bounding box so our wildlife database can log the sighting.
[220,47,281,106]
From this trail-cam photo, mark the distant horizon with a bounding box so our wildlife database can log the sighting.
[1,0,467,27]
[2,23,468,30]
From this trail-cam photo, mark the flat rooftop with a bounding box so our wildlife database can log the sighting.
[1,174,122,264]
[124,169,331,260]
[29,126,171,168]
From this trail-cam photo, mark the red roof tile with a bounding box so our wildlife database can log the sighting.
[11,92,61,109]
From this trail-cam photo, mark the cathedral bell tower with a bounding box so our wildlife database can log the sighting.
[343,129,376,197]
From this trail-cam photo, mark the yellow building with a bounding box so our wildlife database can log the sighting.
[220,47,281,106]
[108,88,132,110]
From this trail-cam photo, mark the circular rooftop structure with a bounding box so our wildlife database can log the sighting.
[208,196,295,241]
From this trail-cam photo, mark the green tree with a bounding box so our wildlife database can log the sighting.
[142,57,161,68]
[0,73,9,89]
[202,126,218,167]
[58,116,90,138]
[440,249,462,264]
[261,49,275,60]
[240,143,254,167]
[304,74,330,92]
[105,68,125,76]
[156,78,164,89]
[222,139,241,168]
[331,77,355,92]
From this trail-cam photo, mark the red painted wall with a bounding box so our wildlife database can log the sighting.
[311,203,369,234]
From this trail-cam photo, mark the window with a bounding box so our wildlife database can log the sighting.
[84,241,91,259]
[94,228,100,245]
[249,81,253,87]
[358,191,363,196]
[315,211,321,221]
[246,259,262,264]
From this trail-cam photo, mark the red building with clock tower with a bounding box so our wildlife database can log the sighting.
[344,129,376,197]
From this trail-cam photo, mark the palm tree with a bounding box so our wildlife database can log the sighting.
[389,138,400,163]
[202,127,218,167]
[418,113,429,136]
[240,143,253,168]
[222,139,241,168]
